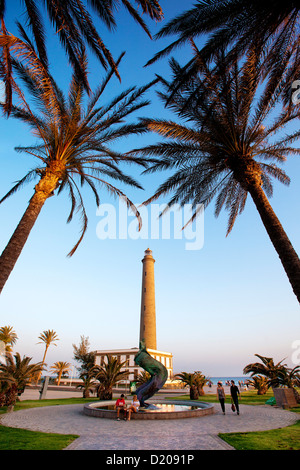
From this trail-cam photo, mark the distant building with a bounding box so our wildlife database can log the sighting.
[94,348,173,383]
[94,249,174,386]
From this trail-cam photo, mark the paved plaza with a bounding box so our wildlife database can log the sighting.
[0,390,298,450]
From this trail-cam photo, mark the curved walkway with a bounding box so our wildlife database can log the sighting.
[0,402,298,450]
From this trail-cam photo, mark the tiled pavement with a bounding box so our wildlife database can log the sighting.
[1,402,298,450]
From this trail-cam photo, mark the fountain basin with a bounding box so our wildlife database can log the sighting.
[83,399,214,420]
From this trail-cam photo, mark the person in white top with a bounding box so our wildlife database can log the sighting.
[127,395,140,421]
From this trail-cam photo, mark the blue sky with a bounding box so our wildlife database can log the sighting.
[0,0,299,377]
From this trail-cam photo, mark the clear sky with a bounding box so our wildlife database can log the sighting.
[0,0,299,378]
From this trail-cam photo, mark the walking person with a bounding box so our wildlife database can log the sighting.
[216,381,226,415]
[230,380,240,415]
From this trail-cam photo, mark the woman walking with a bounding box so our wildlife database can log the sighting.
[217,381,226,415]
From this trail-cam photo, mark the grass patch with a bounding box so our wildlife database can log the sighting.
[0,397,97,450]
[14,396,99,411]
[0,426,78,450]
[167,389,275,405]
[0,396,99,414]
[219,420,300,450]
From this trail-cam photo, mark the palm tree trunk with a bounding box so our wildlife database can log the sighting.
[190,385,199,400]
[57,371,62,386]
[0,173,59,294]
[37,345,49,383]
[249,184,300,303]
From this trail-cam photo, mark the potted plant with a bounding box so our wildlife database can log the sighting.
[243,354,299,408]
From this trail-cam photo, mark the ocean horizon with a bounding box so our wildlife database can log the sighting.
[209,376,248,385]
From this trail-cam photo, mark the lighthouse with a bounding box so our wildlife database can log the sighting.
[94,248,173,383]
[139,248,157,350]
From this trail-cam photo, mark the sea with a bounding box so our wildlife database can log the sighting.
[209,377,248,385]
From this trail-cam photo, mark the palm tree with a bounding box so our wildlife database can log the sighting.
[135,370,151,387]
[244,354,300,403]
[50,361,71,386]
[0,352,44,410]
[0,378,16,408]
[132,50,300,303]
[173,372,199,400]
[193,371,209,396]
[0,36,155,294]
[276,365,300,403]
[36,330,59,382]
[147,1,299,103]
[246,375,269,395]
[76,371,98,398]
[0,0,163,112]
[243,354,288,389]
[93,355,129,400]
[0,325,18,353]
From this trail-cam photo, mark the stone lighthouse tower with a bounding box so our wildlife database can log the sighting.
[94,248,173,383]
[139,248,157,350]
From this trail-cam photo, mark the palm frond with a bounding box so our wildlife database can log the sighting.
[0,169,39,204]
[135,48,299,237]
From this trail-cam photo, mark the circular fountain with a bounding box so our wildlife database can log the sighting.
[83,399,214,420]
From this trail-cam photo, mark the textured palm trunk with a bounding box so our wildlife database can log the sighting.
[37,345,49,383]
[0,172,60,295]
[57,371,63,386]
[190,385,199,400]
[249,183,300,303]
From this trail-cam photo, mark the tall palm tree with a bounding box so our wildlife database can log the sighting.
[0,352,44,410]
[0,36,155,294]
[132,50,300,303]
[147,0,299,103]
[37,329,59,382]
[0,325,18,352]
[93,355,129,400]
[0,0,163,112]
[50,361,72,386]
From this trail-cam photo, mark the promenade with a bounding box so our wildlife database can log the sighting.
[0,387,298,450]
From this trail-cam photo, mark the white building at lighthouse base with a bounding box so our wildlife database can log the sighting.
[94,347,173,386]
